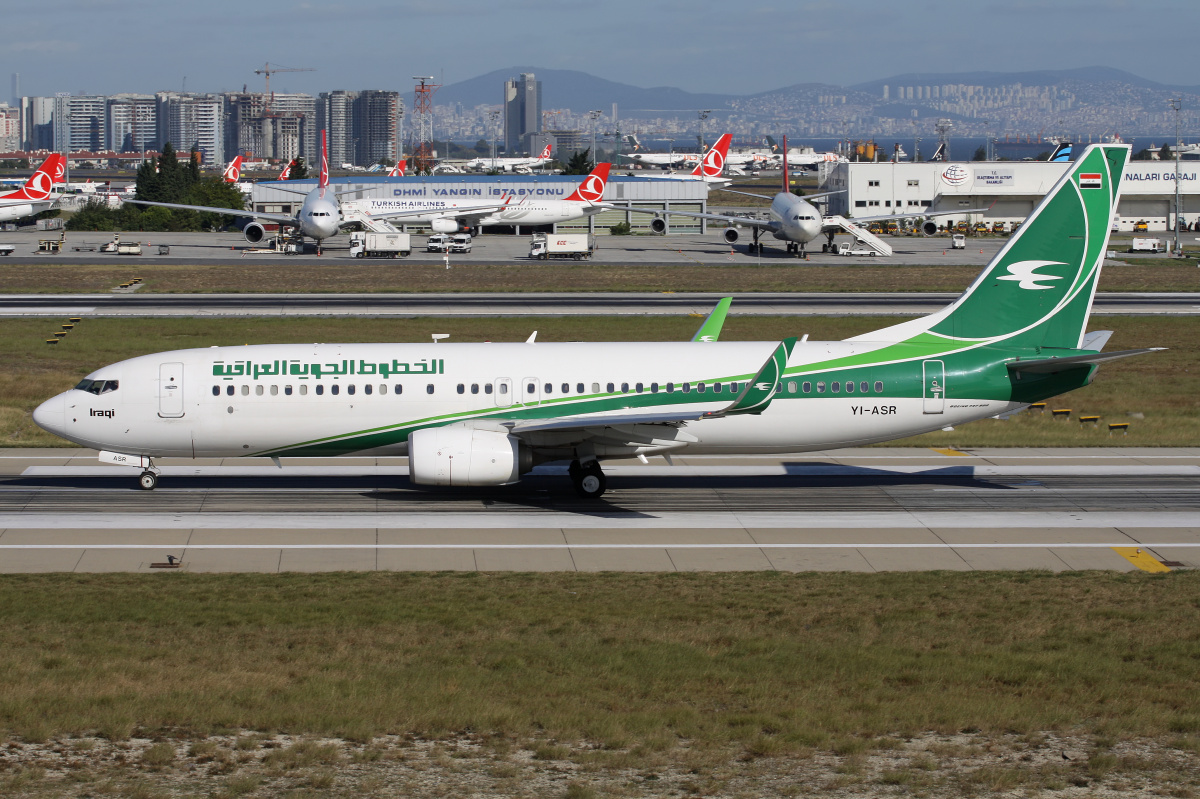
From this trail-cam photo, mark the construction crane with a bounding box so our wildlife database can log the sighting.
[254,63,315,114]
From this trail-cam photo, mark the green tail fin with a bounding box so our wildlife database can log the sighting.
[858,145,1129,350]
[691,297,732,342]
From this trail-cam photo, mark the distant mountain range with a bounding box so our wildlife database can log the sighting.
[437,66,1200,117]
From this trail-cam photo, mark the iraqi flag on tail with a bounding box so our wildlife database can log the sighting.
[1079,172,1103,189]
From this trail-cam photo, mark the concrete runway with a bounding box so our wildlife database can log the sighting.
[0,447,1195,574]
[2,291,1196,318]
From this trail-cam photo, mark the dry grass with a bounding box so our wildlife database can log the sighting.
[2,315,1196,448]
[0,260,1194,293]
[0,571,1197,747]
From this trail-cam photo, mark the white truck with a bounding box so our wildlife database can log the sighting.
[426,233,451,252]
[349,231,411,258]
[448,233,473,253]
[836,240,878,257]
[530,233,595,260]
[1130,238,1166,253]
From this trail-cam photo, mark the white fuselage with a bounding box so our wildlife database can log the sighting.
[621,153,689,168]
[0,191,59,223]
[358,198,606,228]
[768,192,824,244]
[294,186,341,241]
[33,340,1015,462]
[464,157,549,172]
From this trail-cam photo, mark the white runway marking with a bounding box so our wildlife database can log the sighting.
[0,543,1196,550]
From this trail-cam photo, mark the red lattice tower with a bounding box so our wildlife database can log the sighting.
[412,76,441,174]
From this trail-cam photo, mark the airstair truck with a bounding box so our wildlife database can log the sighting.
[529,233,594,260]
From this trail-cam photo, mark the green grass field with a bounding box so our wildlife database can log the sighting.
[1,315,1195,448]
[0,571,1196,747]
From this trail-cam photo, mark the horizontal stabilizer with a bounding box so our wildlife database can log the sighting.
[1007,348,1165,374]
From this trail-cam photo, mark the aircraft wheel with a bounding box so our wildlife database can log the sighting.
[571,460,606,498]
[138,470,158,491]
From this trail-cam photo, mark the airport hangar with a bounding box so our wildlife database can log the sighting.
[249,175,710,235]
[822,159,1200,232]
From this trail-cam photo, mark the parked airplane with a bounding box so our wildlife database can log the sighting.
[127,132,416,251]
[278,160,296,180]
[0,153,66,222]
[1048,142,1073,162]
[388,159,407,177]
[33,145,1154,500]
[762,136,847,169]
[623,136,975,256]
[222,155,244,183]
[353,163,613,233]
[628,134,734,187]
[620,140,690,169]
[464,143,553,173]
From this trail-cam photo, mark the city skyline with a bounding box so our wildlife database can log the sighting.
[4,0,1198,99]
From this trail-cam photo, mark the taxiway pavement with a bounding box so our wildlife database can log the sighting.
[0,447,1195,574]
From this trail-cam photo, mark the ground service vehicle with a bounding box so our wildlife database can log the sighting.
[426,234,450,252]
[349,232,412,258]
[1130,238,1166,253]
[951,233,967,249]
[449,234,473,253]
[836,241,877,256]
[530,233,595,260]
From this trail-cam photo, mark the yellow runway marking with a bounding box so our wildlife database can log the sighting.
[1112,547,1171,572]
[932,447,970,457]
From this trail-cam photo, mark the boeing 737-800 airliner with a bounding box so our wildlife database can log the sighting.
[35,145,1157,498]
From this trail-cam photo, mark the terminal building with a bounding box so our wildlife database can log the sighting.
[822,159,1200,232]
[250,174,709,235]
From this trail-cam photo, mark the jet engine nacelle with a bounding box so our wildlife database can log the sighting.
[723,227,740,244]
[649,217,667,234]
[430,217,460,234]
[921,220,939,236]
[0,204,35,223]
[408,424,531,486]
[243,222,267,244]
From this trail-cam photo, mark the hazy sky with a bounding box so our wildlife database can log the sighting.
[6,0,1198,99]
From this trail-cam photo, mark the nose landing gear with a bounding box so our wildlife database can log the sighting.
[138,470,158,491]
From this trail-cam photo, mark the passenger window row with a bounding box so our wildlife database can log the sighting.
[212,383,410,397]
[789,379,885,395]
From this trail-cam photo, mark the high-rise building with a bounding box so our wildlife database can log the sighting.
[107,94,157,152]
[0,104,20,153]
[503,72,541,154]
[318,90,400,167]
[53,95,107,152]
[156,93,223,165]
[20,96,54,151]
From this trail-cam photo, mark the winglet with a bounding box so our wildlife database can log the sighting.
[691,297,732,342]
[703,337,796,418]
[319,129,329,189]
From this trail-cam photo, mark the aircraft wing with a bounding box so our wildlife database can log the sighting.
[124,199,281,222]
[839,207,988,226]
[367,204,511,222]
[1006,348,1165,374]
[501,338,797,441]
[618,204,777,230]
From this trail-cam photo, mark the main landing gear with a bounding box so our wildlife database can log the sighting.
[568,459,607,499]
[747,228,765,255]
[138,470,158,491]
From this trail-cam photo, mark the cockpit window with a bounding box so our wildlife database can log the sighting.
[74,379,119,395]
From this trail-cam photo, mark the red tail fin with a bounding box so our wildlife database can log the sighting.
[389,159,406,177]
[692,133,732,178]
[7,154,65,201]
[538,143,552,160]
[278,160,293,181]
[222,155,243,183]
[564,162,611,203]
[782,134,790,194]
[319,130,329,189]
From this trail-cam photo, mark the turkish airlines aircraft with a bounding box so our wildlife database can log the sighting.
[0,153,66,223]
[464,144,552,173]
[221,156,244,183]
[354,163,613,233]
[625,136,976,256]
[388,159,407,177]
[128,131,351,251]
[277,160,295,180]
[33,146,1159,500]
[629,134,733,187]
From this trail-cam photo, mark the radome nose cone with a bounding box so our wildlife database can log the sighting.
[32,393,65,436]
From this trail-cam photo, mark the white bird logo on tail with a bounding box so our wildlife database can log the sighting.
[996,260,1067,290]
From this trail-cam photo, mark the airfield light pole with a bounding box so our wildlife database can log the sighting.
[1169,98,1182,255]
[489,110,500,171]
[698,109,711,152]
[589,110,602,167]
